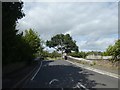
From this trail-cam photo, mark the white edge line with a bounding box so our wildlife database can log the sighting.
[31,61,43,81]
[66,60,119,79]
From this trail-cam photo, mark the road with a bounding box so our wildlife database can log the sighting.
[22,60,119,89]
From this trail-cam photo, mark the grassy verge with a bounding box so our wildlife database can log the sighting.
[68,59,119,74]
[46,57,62,60]
[94,60,119,70]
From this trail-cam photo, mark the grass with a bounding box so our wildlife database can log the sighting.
[46,57,62,60]
[68,59,89,66]
[68,58,119,71]
[94,60,119,70]
[70,59,119,74]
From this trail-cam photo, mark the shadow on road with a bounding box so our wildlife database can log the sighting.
[24,60,106,89]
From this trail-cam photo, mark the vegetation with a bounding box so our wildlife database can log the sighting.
[2,1,119,67]
[69,51,103,59]
[3,2,25,65]
[49,51,61,58]
[41,50,61,59]
[68,51,87,58]
[102,39,120,62]
[24,29,44,58]
[2,2,43,65]
[86,51,102,56]
[46,34,79,54]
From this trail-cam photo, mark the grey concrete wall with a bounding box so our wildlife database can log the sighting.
[86,55,112,60]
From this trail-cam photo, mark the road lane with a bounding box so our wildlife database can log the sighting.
[31,61,43,81]
[22,60,119,88]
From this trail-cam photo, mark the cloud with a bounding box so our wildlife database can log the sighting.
[78,38,116,51]
[22,0,119,2]
[17,2,118,51]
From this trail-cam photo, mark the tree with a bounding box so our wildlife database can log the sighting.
[46,34,79,54]
[105,39,120,61]
[111,39,120,60]
[24,29,43,58]
[102,51,109,56]
[41,51,49,58]
[79,51,87,58]
[69,51,87,58]
[2,2,45,65]
[114,39,120,59]
[106,45,114,56]
[2,2,25,64]
[50,51,61,58]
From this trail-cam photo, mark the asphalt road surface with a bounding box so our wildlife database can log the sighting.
[22,60,119,89]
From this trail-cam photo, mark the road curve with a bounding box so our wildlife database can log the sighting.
[22,60,119,89]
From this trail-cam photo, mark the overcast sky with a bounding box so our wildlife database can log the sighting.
[16,1,118,52]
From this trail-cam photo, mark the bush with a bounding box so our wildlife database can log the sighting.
[69,51,87,58]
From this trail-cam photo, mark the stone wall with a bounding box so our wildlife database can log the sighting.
[86,55,112,60]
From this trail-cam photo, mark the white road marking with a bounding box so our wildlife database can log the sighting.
[78,82,89,90]
[74,82,88,89]
[49,79,59,85]
[78,71,84,74]
[77,82,86,89]
[31,61,43,81]
[66,60,119,79]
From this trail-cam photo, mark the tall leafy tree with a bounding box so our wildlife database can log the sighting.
[2,2,25,64]
[24,29,43,57]
[115,39,120,59]
[46,34,79,54]
[105,39,120,61]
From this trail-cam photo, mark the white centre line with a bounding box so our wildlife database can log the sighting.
[31,61,43,81]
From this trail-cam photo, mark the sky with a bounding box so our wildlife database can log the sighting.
[16,0,118,52]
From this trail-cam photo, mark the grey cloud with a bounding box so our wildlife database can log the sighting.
[77,37,116,51]
[17,2,118,51]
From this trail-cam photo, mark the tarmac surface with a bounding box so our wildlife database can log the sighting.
[22,60,119,89]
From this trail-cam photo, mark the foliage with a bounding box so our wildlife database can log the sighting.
[79,51,87,58]
[86,51,102,56]
[50,51,61,58]
[2,2,44,65]
[102,51,109,56]
[105,39,120,61]
[41,50,61,59]
[69,51,87,58]
[69,52,80,58]
[40,51,49,58]
[23,29,43,57]
[2,2,25,65]
[46,34,79,54]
